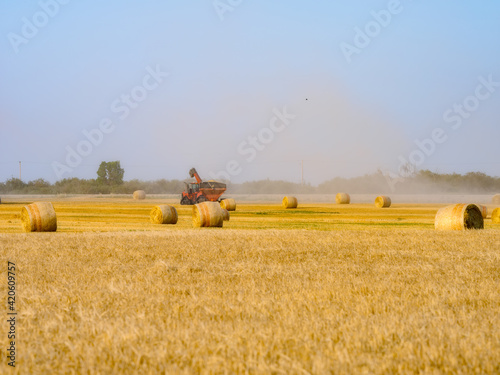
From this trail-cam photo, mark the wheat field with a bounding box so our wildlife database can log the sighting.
[1,197,500,374]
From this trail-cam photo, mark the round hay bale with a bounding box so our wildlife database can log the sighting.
[435,204,484,230]
[335,193,350,204]
[491,208,500,224]
[375,196,391,208]
[133,190,146,200]
[475,204,488,219]
[492,194,500,205]
[21,202,57,232]
[220,198,236,211]
[221,208,230,221]
[150,205,178,224]
[193,201,223,228]
[282,196,298,209]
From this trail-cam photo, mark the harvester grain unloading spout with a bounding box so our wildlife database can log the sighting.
[189,168,202,184]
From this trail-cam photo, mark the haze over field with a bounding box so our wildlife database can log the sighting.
[1,1,499,184]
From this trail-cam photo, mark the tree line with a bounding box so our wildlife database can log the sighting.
[1,168,499,195]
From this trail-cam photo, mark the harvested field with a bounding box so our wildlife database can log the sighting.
[1,197,499,233]
[0,196,499,373]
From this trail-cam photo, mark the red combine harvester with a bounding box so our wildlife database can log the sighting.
[180,168,227,205]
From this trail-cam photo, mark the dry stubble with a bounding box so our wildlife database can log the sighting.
[1,229,500,374]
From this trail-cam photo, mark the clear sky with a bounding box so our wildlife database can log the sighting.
[1,1,499,184]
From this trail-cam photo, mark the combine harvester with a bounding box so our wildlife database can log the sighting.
[180,168,227,205]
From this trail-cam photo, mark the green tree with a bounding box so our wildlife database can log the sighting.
[5,178,26,193]
[96,161,124,185]
[96,163,107,184]
[27,178,53,194]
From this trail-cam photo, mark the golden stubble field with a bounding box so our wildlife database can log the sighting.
[1,197,500,374]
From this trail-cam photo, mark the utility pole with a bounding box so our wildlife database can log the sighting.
[19,161,21,181]
[301,160,304,185]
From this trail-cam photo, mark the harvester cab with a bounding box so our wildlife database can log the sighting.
[180,168,227,205]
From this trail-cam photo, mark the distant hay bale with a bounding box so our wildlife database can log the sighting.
[282,196,298,209]
[492,208,500,224]
[150,205,178,224]
[193,201,224,228]
[21,202,57,232]
[375,196,391,208]
[221,208,230,221]
[220,198,236,211]
[133,190,146,200]
[492,194,500,205]
[435,204,484,230]
[336,193,350,204]
[476,204,488,219]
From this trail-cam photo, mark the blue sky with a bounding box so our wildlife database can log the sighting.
[1,1,499,184]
